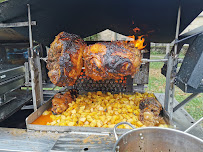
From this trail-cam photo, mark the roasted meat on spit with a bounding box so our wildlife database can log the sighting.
[47,32,86,86]
[51,89,78,114]
[139,97,165,126]
[83,41,142,81]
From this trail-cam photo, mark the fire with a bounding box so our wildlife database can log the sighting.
[128,28,146,50]
[127,35,146,50]
[133,27,140,33]
[132,35,146,50]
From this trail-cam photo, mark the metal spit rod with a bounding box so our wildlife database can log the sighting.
[142,59,168,62]
[142,58,183,63]
[27,4,34,57]
[184,117,203,133]
[41,57,183,63]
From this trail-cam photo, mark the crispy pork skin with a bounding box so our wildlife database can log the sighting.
[47,32,86,86]
[51,89,78,114]
[83,41,141,81]
[139,97,165,126]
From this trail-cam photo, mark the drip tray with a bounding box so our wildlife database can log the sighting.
[26,93,169,134]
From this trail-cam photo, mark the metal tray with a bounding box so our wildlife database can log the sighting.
[26,94,170,133]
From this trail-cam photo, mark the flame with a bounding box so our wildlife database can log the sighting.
[127,28,146,50]
[133,35,146,50]
[133,27,140,33]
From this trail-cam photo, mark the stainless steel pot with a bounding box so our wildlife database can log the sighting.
[113,118,203,152]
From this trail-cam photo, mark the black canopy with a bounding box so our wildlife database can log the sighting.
[0,0,202,46]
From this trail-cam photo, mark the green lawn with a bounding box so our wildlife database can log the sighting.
[146,54,203,120]
[0,0,7,3]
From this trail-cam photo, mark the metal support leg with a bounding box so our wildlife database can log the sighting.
[164,56,174,118]
[164,6,181,120]
[166,44,170,54]
[173,93,199,112]
[24,62,30,86]
[27,4,44,111]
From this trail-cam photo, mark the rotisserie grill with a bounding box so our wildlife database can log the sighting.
[0,0,202,151]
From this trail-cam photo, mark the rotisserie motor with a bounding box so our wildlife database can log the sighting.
[83,41,142,81]
[47,32,86,86]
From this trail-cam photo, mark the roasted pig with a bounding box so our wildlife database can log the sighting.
[47,32,86,86]
[139,97,165,126]
[51,89,78,115]
[83,41,141,81]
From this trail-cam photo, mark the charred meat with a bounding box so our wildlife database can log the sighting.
[139,97,165,126]
[47,32,86,86]
[51,89,78,114]
[83,41,141,81]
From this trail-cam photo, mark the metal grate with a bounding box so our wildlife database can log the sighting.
[75,69,133,93]
[0,64,20,72]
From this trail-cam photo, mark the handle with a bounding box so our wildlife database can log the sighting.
[113,122,136,140]
[184,117,203,133]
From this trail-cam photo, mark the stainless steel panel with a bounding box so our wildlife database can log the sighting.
[51,133,115,152]
[0,127,116,152]
[0,89,32,121]
[0,127,60,152]
[177,33,203,90]
[0,76,24,95]
[0,66,24,83]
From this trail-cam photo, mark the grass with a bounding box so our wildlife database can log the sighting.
[146,54,203,120]
[0,0,7,3]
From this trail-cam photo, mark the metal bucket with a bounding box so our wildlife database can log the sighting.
[113,119,203,152]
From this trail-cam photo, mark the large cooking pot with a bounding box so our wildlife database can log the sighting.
[113,118,203,152]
